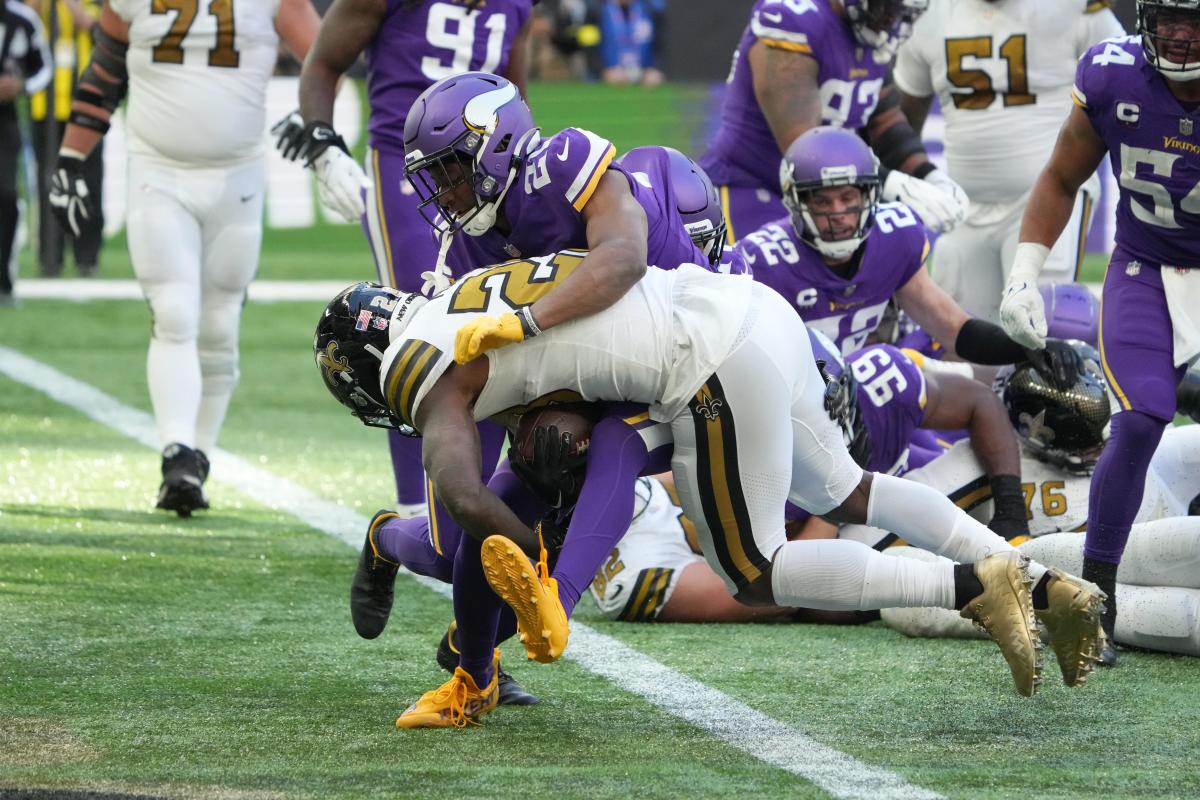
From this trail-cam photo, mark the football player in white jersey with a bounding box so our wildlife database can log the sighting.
[893,0,1124,321]
[47,0,319,515]
[316,251,1109,726]
[875,357,1200,660]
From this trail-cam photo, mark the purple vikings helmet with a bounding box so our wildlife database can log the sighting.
[780,127,881,261]
[809,329,872,468]
[314,282,428,434]
[1139,1,1200,81]
[404,72,540,236]
[843,0,929,60]
[619,146,727,267]
[1040,282,1100,347]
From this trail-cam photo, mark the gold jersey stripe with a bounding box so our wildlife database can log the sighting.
[761,38,813,54]
[572,144,617,212]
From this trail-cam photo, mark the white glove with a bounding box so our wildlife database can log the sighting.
[880,169,969,233]
[999,242,1051,349]
[313,147,371,223]
[420,262,454,296]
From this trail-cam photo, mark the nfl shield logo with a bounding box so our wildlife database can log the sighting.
[503,243,521,258]
[1182,118,1195,136]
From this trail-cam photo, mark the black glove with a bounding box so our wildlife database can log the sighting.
[296,121,351,167]
[48,154,95,238]
[508,425,583,510]
[534,507,573,572]
[270,109,306,161]
[1023,338,1083,391]
[987,475,1029,542]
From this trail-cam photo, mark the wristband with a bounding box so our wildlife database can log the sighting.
[1010,242,1051,286]
[517,306,542,338]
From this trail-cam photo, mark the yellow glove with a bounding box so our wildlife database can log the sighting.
[454,312,526,364]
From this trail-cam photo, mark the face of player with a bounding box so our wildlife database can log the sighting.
[807,185,867,241]
[431,157,480,221]
[1150,8,1200,64]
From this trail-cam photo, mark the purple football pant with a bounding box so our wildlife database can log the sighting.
[1086,249,1184,565]
[362,146,443,507]
[716,183,787,245]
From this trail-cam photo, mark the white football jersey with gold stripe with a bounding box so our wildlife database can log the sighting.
[893,0,1123,202]
[111,0,281,165]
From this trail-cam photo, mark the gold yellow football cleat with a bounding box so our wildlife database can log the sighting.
[396,649,500,729]
[959,551,1044,697]
[1036,568,1108,688]
[480,533,570,664]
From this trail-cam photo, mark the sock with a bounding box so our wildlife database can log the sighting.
[452,537,501,687]
[953,563,985,610]
[1085,410,1167,563]
[387,429,426,507]
[375,516,453,582]
[551,416,649,614]
[147,337,201,447]
[1032,572,1051,610]
[770,538,956,610]
[1083,557,1119,637]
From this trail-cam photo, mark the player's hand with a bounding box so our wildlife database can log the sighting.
[999,279,1048,349]
[420,261,454,297]
[48,154,94,238]
[313,146,370,223]
[454,312,525,363]
[270,109,306,161]
[1024,338,1083,391]
[880,169,969,233]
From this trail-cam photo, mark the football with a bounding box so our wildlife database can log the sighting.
[513,404,596,463]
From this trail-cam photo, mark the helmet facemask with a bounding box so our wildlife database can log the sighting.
[844,0,929,62]
[685,219,727,267]
[1139,1,1200,81]
[783,176,879,262]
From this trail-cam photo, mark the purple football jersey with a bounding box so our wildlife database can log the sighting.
[700,0,888,193]
[1075,35,1200,268]
[736,203,929,354]
[847,344,927,475]
[447,127,709,274]
[366,0,534,154]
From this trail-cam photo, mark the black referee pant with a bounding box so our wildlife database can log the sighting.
[0,103,20,297]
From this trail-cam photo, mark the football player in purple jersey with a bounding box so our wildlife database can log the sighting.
[999,0,1200,664]
[736,127,1086,396]
[275,0,535,516]
[698,0,969,244]
[401,72,711,364]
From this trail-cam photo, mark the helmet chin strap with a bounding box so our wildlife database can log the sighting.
[463,128,542,236]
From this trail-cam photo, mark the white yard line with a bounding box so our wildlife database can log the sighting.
[0,345,942,800]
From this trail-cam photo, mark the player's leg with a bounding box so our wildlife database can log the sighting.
[1145,426,1200,517]
[930,213,1006,322]
[0,113,19,300]
[1086,255,1183,648]
[1108,585,1200,656]
[716,183,786,246]
[127,157,207,513]
[194,160,265,458]
[363,147,443,513]
[1026,518,1200,590]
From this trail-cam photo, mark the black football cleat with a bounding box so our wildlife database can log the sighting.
[350,510,401,639]
[155,442,208,518]
[1097,639,1118,667]
[436,621,540,706]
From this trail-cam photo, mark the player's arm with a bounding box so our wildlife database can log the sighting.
[869,84,969,233]
[416,363,541,555]
[528,171,648,331]
[503,16,534,99]
[1000,105,1107,348]
[897,270,1083,388]
[276,0,322,63]
[898,90,933,137]
[50,1,128,237]
[747,41,823,151]
[297,0,384,126]
[920,371,1028,541]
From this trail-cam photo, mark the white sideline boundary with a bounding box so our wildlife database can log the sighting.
[0,345,942,800]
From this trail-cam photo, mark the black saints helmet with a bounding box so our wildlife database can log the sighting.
[313,282,426,433]
[999,341,1111,475]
